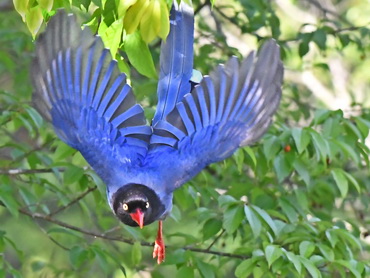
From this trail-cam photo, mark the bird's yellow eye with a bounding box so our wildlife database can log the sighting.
[146,202,150,208]
[123,203,129,211]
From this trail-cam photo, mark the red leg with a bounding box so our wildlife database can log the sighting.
[153,221,165,264]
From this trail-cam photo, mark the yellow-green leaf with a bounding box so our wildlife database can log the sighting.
[124,0,149,34]
[158,0,169,39]
[26,5,44,38]
[98,18,123,58]
[117,0,138,17]
[13,0,29,21]
[140,0,161,43]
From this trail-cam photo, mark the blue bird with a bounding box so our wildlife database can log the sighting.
[32,1,283,264]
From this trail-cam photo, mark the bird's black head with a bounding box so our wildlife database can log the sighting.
[112,184,165,228]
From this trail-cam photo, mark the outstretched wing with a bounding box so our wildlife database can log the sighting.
[32,11,151,184]
[151,0,194,126]
[147,40,283,189]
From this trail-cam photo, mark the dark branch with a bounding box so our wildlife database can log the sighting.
[16,207,249,260]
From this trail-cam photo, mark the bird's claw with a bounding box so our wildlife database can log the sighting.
[153,238,165,264]
[153,221,165,264]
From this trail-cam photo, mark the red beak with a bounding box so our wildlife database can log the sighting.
[130,208,144,229]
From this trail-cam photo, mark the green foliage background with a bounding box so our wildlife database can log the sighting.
[1,0,370,277]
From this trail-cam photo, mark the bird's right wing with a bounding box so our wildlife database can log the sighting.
[146,40,283,189]
[32,11,151,184]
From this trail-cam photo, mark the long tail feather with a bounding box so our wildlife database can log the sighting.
[152,0,194,125]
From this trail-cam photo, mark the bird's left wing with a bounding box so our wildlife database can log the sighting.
[32,11,151,183]
[146,40,283,189]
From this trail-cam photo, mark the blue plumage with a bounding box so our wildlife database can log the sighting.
[32,1,283,264]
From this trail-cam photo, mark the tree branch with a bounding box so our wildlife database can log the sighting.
[16,207,249,260]
[194,0,210,16]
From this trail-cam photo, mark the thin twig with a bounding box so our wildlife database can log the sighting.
[37,225,70,251]
[206,228,226,251]
[48,186,97,217]
[0,168,64,175]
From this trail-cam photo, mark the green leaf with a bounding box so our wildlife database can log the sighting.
[69,246,89,268]
[223,205,244,234]
[291,128,310,154]
[293,158,310,186]
[218,195,238,209]
[244,205,262,238]
[265,245,282,268]
[25,106,43,129]
[312,29,326,50]
[310,130,328,161]
[284,250,302,274]
[279,199,298,223]
[252,205,278,236]
[196,260,215,278]
[31,261,46,272]
[203,219,222,241]
[313,109,332,125]
[0,185,19,217]
[263,136,280,161]
[63,165,84,185]
[318,244,334,261]
[334,140,361,164]
[325,229,339,248]
[331,168,348,198]
[354,117,370,139]
[177,266,194,278]
[334,229,362,251]
[298,41,309,57]
[299,241,315,258]
[299,257,322,278]
[131,242,142,265]
[243,146,257,167]
[124,31,157,79]
[342,171,361,193]
[233,148,244,173]
[235,259,255,278]
[273,153,292,182]
[335,260,362,278]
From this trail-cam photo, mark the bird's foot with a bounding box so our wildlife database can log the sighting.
[153,221,165,264]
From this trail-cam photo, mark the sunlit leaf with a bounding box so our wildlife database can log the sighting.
[124,31,157,79]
